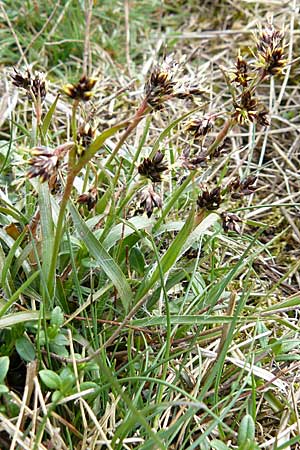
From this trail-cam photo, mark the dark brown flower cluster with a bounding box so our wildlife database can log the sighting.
[77,124,96,155]
[140,185,162,218]
[210,138,231,159]
[197,187,221,210]
[27,143,73,183]
[232,55,251,87]
[233,91,269,126]
[181,146,207,170]
[229,175,257,199]
[221,212,242,234]
[174,81,205,100]
[77,187,98,210]
[11,68,47,103]
[256,108,270,126]
[63,75,97,101]
[144,56,178,108]
[144,56,205,109]
[185,115,214,139]
[233,91,258,125]
[27,147,59,182]
[138,151,168,183]
[256,24,286,77]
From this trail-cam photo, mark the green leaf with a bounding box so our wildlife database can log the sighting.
[96,189,112,214]
[210,440,230,450]
[38,182,54,284]
[277,435,300,450]
[0,385,9,394]
[1,228,27,292]
[0,356,9,383]
[0,310,50,329]
[136,207,195,301]
[53,333,69,346]
[39,369,61,390]
[51,306,64,328]
[263,296,300,312]
[52,390,63,402]
[0,203,28,225]
[238,414,255,447]
[179,213,219,257]
[0,270,40,318]
[69,202,133,312]
[153,172,195,232]
[129,247,145,276]
[0,137,13,176]
[256,321,269,348]
[50,343,69,357]
[42,94,60,136]
[10,119,31,138]
[75,122,130,173]
[60,367,75,393]
[16,336,36,362]
[103,216,151,250]
[132,315,234,327]
[79,381,99,391]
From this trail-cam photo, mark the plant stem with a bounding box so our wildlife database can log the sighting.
[105,98,150,167]
[207,118,234,156]
[47,171,75,297]
[47,120,130,296]
[47,93,149,298]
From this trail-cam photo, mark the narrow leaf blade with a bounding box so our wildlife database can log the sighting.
[69,202,132,312]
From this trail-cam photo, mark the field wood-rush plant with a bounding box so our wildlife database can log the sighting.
[0,1,299,449]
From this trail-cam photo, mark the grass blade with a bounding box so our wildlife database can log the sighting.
[41,93,60,136]
[136,207,195,302]
[69,202,133,312]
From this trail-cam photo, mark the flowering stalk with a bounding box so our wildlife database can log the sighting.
[69,99,80,169]
[47,121,129,296]
[47,170,76,297]
[45,75,133,295]
[105,97,150,167]
[106,55,192,167]
[207,117,234,156]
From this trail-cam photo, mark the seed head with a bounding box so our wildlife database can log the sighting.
[256,108,270,127]
[174,78,205,99]
[11,68,31,90]
[185,115,214,139]
[77,187,98,210]
[221,212,242,234]
[62,75,97,101]
[11,68,47,102]
[233,91,258,125]
[27,147,58,182]
[231,54,251,87]
[48,172,61,194]
[140,185,162,218]
[210,138,231,159]
[255,24,286,76]
[77,124,96,155]
[144,56,179,108]
[138,151,168,182]
[229,175,257,199]
[181,147,207,170]
[31,72,47,102]
[197,187,222,210]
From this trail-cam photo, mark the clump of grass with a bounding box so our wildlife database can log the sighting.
[0,2,300,449]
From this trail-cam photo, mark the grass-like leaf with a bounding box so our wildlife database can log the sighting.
[136,207,195,302]
[69,201,133,312]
